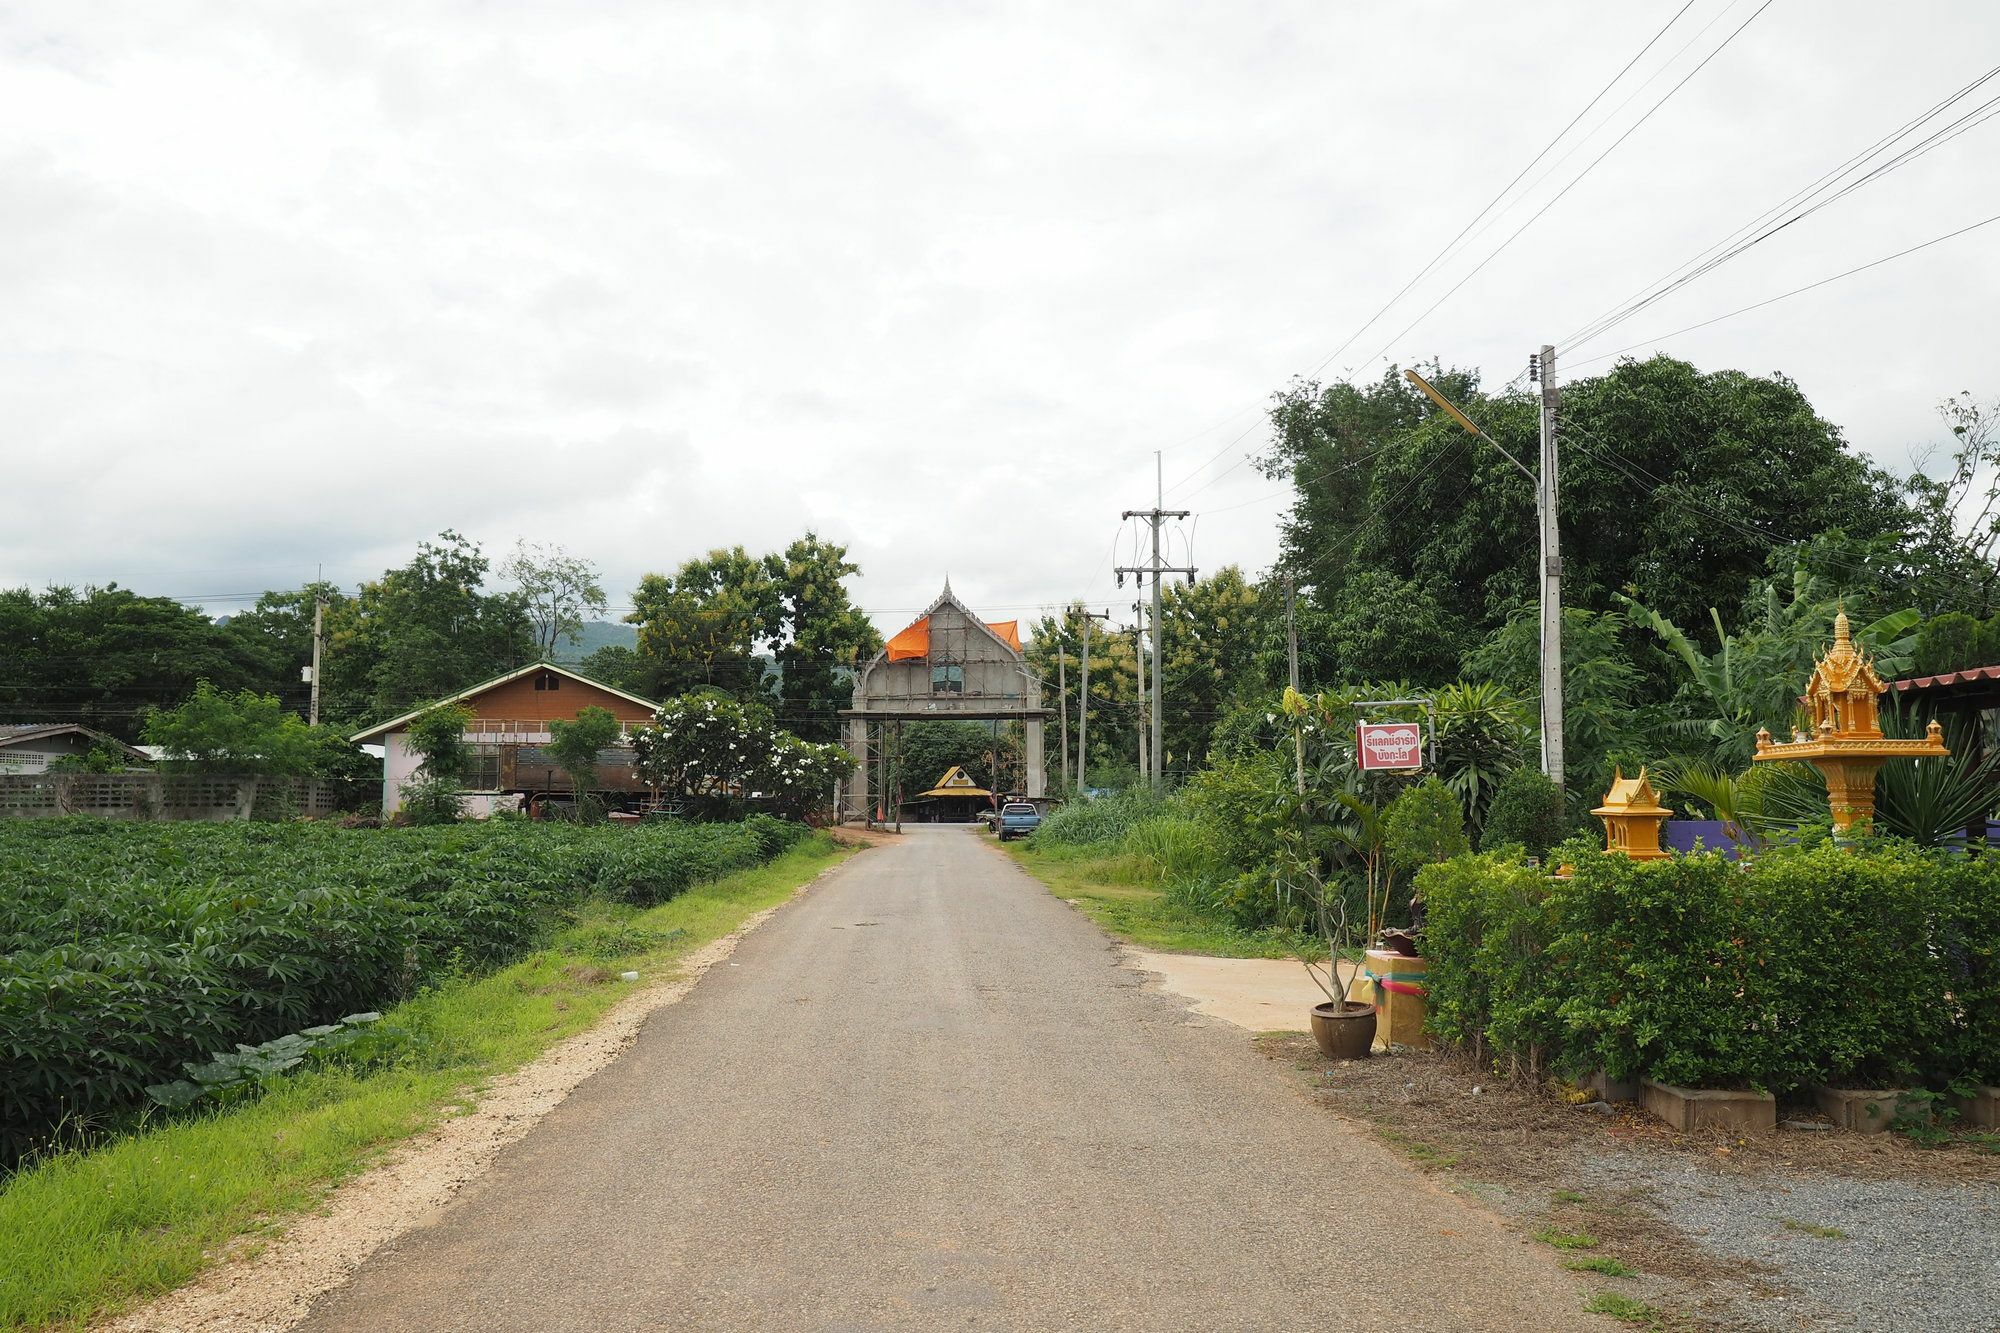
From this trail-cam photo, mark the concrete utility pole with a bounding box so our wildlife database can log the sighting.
[308,596,326,728]
[1533,344,1566,787]
[1117,453,1195,792]
[1076,609,1110,792]
[1131,606,1147,781]
[1402,363,1563,791]
[1056,646,1069,795]
[1285,575,1304,796]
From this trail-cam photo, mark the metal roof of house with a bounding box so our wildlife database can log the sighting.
[0,723,151,760]
[348,662,662,743]
[1891,665,2000,693]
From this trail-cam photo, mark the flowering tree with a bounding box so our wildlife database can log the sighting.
[630,693,853,821]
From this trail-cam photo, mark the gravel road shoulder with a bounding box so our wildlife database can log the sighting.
[1258,1036,2000,1332]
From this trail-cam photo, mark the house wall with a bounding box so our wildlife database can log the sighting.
[464,670,656,726]
[0,732,99,774]
[382,731,423,814]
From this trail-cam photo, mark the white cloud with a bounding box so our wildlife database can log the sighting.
[1,0,1996,633]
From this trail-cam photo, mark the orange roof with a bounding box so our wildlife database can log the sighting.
[886,616,930,662]
[884,615,1021,662]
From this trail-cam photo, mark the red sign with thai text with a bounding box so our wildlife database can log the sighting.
[1357,721,1424,771]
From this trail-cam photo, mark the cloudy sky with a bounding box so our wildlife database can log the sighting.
[4,0,1997,635]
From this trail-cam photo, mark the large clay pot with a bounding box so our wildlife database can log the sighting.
[1310,1000,1378,1059]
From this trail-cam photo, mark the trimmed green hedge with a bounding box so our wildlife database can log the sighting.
[1418,838,1999,1093]
[0,816,806,1163]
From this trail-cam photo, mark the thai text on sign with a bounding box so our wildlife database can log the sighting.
[1356,721,1424,771]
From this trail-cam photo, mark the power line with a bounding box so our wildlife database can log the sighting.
[1560,66,2000,353]
[1300,0,1700,382]
[1158,3,1706,504]
[1356,0,1777,370]
[1565,211,2000,368]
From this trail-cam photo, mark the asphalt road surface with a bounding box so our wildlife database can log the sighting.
[300,827,1604,1331]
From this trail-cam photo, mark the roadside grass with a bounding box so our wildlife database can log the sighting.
[1533,1226,1601,1250]
[1377,1128,1461,1170]
[1004,842,1322,959]
[0,835,851,1332]
[1583,1290,1665,1327]
[1778,1217,1849,1240]
[1565,1256,1638,1277]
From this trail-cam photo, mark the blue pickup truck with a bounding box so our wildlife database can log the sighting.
[996,802,1042,841]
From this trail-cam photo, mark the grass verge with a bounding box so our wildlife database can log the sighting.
[1582,1290,1665,1326]
[0,834,851,1332]
[1004,842,1321,959]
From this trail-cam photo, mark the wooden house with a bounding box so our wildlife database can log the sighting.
[350,663,660,816]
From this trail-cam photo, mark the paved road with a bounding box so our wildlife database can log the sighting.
[302,827,1603,1331]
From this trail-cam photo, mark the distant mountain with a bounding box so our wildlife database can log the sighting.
[552,620,637,661]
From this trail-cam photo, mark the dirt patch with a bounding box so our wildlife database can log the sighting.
[826,824,904,848]
[1127,950,1322,1031]
[99,859,852,1333]
[1260,1035,2000,1330]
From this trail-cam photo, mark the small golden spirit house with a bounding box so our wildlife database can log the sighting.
[1592,767,1672,860]
[1752,611,1947,832]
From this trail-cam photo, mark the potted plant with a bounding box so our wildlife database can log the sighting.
[1273,687,1380,1058]
[1300,862,1377,1059]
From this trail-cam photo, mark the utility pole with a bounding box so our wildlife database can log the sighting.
[1056,645,1069,796]
[1284,575,1304,795]
[1532,344,1566,787]
[1076,609,1110,792]
[1403,363,1563,791]
[1131,606,1148,782]
[1118,453,1195,791]
[308,595,326,728]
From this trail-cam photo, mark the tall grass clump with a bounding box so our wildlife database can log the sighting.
[1027,789,1162,852]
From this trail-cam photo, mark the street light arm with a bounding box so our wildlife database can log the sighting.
[1402,369,1536,484]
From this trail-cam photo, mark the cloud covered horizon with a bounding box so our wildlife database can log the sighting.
[5,1,1997,635]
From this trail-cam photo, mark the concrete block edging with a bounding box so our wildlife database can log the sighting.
[1640,1079,1777,1134]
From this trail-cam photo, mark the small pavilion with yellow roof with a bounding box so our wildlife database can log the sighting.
[1754,609,1947,832]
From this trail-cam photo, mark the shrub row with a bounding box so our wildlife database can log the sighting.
[0,816,806,1163]
[1417,838,2000,1095]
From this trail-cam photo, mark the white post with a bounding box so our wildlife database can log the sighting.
[308,597,325,728]
[1538,344,1565,788]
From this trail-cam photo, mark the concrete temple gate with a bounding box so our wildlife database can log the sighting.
[839,582,1048,824]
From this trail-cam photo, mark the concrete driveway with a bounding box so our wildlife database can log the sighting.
[299,825,1603,1331]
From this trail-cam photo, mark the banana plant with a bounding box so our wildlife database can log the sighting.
[1620,567,1920,768]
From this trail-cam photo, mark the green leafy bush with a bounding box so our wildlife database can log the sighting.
[1480,767,1567,858]
[1384,777,1470,870]
[1417,838,2000,1092]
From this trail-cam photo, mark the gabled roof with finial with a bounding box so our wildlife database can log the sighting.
[1809,607,1885,697]
[1592,766,1670,817]
[874,581,1024,664]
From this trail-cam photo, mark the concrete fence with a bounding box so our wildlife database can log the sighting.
[0,774,338,821]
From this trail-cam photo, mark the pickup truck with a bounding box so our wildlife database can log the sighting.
[996,802,1042,841]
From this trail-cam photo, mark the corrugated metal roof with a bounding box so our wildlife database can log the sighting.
[1892,665,2000,691]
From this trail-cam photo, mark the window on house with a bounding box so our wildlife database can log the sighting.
[931,664,964,694]
[463,744,502,791]
[534,672,561,691]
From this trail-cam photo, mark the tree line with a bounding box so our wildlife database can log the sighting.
[0,530,881,750]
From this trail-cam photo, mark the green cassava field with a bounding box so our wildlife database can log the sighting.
[0,815,811,1165]
[0,816,848,1329]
